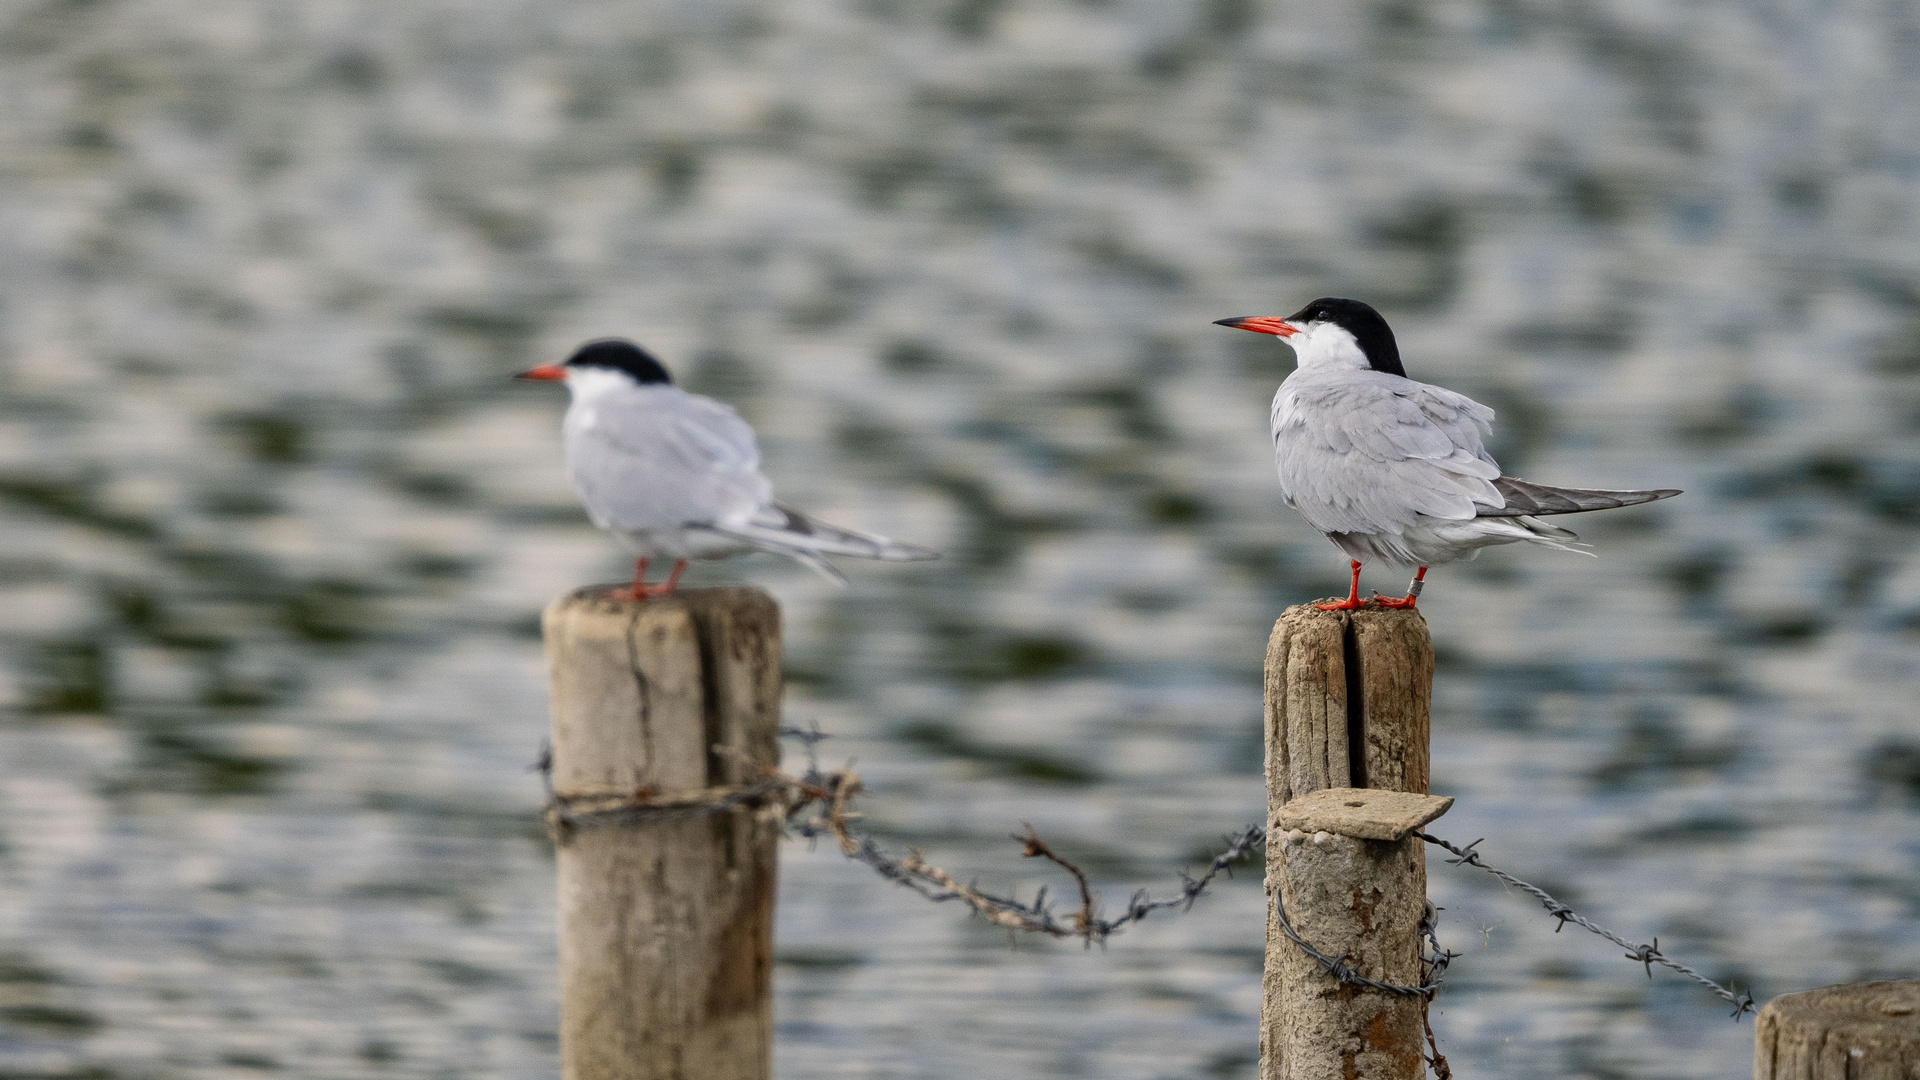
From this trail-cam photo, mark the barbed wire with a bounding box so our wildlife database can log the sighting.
[533,742,793,841]
[534,729,1750,1031]
[1271,886,1441,999]
[1418,902,1456,1080]
[1415,831,1756,1019]
[535,728,1266,945]
[1267,858,1458,1078]
[784,758,1267,945]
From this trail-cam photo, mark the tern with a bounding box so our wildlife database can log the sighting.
[517,338,938,599]
[1216,298,1679,611]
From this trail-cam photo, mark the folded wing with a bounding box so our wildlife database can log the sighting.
[564,388,773,533]
[1273,372,1502,537]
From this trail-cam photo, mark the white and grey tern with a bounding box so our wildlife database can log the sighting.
[1216,298,1679,610]
[517,339,937,599]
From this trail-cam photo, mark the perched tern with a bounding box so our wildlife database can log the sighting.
[1216,298,1679,611]
[517,338,937,599]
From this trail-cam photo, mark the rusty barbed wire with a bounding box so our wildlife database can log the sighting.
[534,730,1266,944]
[787,766,1268,945]
[1415,831,1756,1019]
[533,742,792,842]
[764,726,1271,944]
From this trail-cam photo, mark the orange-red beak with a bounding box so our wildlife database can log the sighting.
[1214,316,1298,338]
[514,364,567,381]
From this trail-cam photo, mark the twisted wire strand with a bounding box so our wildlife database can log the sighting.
[1416,831,1756,1019]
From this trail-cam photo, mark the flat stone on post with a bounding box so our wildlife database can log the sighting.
[1275,787,1454,842]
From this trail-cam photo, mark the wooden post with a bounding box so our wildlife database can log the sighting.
[1753,980,1920,1079]
[543,586,783,1080]
[1261,605,1435,1080]
[1271,788,1453,1080]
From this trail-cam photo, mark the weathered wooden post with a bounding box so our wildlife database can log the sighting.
[1261,604,1435,1080]
[1753,980,1920,1079]
[543,586,783,1080]
[1271,788,1453,1080]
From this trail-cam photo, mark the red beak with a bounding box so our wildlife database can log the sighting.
[1213,316,1298,338]
[514,364,567,381]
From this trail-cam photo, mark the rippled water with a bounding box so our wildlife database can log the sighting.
[0,1,1918,1077]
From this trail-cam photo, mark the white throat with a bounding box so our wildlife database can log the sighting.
[1286,323,1371,373]
[563,366,643,401]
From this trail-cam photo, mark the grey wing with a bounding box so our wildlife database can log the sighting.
[563,389,773,533]
[1476,476,1682,517]
[1272,374,1503,536]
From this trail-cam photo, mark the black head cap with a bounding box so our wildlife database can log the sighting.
[564,338,673,384]
[1284,297,1404,377]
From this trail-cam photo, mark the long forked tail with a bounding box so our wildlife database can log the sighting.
[1476,476,1682,518]
[699,503,940,583]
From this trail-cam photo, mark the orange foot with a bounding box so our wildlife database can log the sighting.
[1313,560,1366,611]
[1368,567,1427,609]
[1313,595,1369,611]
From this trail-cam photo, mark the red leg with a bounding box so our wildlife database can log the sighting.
[610,557,687,601]
[659,560,686,596]
[1373,566,1427,609]
[1315,560,1366,611]
[609,557,650,602]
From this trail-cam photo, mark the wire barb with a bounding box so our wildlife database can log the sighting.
[1415,831,1756,1019]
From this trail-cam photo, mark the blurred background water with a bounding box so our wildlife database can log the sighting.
[0,0,1917,1076]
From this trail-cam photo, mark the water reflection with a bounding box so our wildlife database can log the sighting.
[0,1,1916,1077]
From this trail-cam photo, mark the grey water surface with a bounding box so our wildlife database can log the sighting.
[0,0,1917,1077]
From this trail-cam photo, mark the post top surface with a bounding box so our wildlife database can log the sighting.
[1763,980,1920,1037]
[1278,602,1430,626]
[546,584,778,620]
[1275,787,1454,841]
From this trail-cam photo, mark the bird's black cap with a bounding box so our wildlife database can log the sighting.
[564,338,673,384]
[1286,297,1405,378]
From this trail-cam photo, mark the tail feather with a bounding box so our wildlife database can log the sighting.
[1514,515,1593,556]
[696,503,939,580]
[771,545,852,584]
[1477,476,1682,518]
[752,504,940,560]
[693,523,852,583]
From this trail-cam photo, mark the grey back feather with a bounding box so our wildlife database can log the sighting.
[563,385,772,533]
[1271,370,1502,536]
